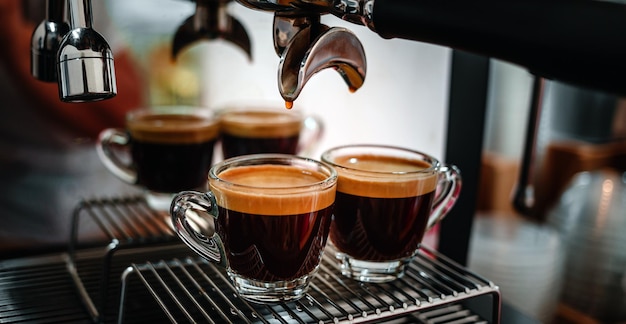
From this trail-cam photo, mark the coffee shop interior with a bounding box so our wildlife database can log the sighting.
[1,0,625,323]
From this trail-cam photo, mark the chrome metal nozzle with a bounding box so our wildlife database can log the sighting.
[57,0,117,102]
[30,0,70,82]
[57,27,117,102]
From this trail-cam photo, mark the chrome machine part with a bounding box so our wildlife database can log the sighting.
[274,13,366,103]
[235,0,626,99]
[233,0,371,103]
[57,0,117,102]
[34,0,626,102]
[30,0,70,82]
[232,0,374,28]
[172,0,252,61]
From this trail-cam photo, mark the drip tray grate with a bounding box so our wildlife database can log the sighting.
[119,246,500,323]
[0,196,500,323]
[0,251,496,323]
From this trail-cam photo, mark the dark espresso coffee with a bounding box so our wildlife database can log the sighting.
[210,165,335,281]
[329,155,437,261]
[128,113,219,193]
[220,109,302,159]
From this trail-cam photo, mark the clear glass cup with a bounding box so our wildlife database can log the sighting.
[217,104,323,159]
[170,154,337,303]
[321,144,462,283]
[96,106,219,210]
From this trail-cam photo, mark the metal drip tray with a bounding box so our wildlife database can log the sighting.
[0,196,501,323]
[119,246,500,323]
[0,254,91,323]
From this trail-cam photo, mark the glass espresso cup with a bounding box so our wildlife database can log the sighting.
[218,105,323,159]
[170,154,337,303]
[321,144,462,283]
[96,107,219,210]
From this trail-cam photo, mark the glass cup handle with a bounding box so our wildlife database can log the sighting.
[298,115,324,157]
[170,190,227,267]
[96,128,137,184]
[427,164,462,230]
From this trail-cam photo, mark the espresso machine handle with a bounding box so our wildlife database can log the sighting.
[371,0,626,96]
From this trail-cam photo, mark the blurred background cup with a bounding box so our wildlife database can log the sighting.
[170,154,337,303]
[321,144,461,283]
[217,103,323,159]
[96,106,220,211]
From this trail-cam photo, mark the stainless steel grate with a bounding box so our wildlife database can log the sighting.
[50,195,499,323]
[118,246,500,323]
[69,195,176,247]
[67,195,184,323]
[0,254,91,324]
[0,250,493,324]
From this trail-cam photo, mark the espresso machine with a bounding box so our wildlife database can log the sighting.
[17,0,626,322]
[32,0,626,259]
[33,0,626,102]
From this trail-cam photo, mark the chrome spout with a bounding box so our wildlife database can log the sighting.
[275,14,366,103]
[57,0,117,102]
[30,0,70,82]
[172,0,252,61]
[232,0,626,98]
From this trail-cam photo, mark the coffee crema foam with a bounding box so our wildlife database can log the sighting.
[220,110,302,138]
[210,165,336,215]
[128,114,220,144]
[332,154,437,198]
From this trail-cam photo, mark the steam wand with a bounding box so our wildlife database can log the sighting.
[30,0,70,82]
[55,0,117,102]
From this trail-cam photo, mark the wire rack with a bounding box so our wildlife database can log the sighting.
[67,196,182,323]
[65,196,501,323]
[0,250,492,324]
[119,246,500,323]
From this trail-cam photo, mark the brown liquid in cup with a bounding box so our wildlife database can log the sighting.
[330,154,438,261]
[127,113,219,192]
[220,110,302,158]
[210,165,335,281]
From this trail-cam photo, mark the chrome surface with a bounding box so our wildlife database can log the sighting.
[172,0,252,61]
[227,0,373,102]
[30,0,70,82]
[57,0,117,102]
[274,14,366,102]
[233,0,332,15]
[233,0,374,26]
[0,195,500,323]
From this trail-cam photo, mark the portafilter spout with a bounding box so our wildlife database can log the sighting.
[274,14,366,104]
[233,0,626,98]
[31,0,70,82]
[57,0,117,102]
[172,0,252,61]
